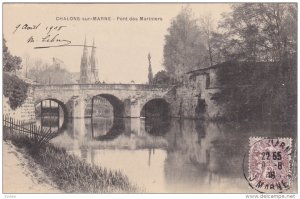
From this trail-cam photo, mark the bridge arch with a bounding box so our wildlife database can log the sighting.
[92,94,124,118]
[35,98,69,129]
[140,98,171,118]
[140,98,171,136]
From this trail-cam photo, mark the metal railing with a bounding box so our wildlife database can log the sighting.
[3,115,59,146]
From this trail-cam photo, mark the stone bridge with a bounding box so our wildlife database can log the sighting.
[32,83,175,119]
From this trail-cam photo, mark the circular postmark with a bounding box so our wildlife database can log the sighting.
[243,137,294,193]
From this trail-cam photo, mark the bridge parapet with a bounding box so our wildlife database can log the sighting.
[32,83,174,91]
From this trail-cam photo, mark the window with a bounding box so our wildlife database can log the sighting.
[205,73,210,89]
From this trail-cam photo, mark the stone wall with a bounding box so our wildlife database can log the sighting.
[3,87,36,123]
[166,67,223,119]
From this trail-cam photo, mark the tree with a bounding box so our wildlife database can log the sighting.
[27,58,76,84]
[153,70,171,85]
[24,53,30,78]
[163,7,209,82]
[208,32,228,64]
[3,37,28,109]
[212,3,297,122]
[218,3,296,62]
[3,38,22,72]
[3,73,28,110]
[199,15,214,66]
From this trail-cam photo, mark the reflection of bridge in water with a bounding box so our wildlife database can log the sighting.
[49,116,296,193]
[53,117,228,171]
[40,100,60,127]
[50,118,254,192]
[66,117,171,140]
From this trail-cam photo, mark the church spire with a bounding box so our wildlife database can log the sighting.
[148,53,153,85]
[91,37,95,58]
[83,35,88,58]
[80,36,89,84]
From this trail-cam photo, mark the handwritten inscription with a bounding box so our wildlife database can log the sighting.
[45,25,67,34]
[13,23,41,34]
[12,23,88,49]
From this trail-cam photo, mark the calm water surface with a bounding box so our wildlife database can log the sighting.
[35,117,297,193]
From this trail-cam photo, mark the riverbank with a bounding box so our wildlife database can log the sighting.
[4,129,139,193]
[3,141,60,193]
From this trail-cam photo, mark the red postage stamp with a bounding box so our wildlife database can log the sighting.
[247,137,294,193]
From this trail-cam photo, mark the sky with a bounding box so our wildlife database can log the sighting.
[4,3,231,83]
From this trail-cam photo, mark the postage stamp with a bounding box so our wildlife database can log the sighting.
[246,137,294,193]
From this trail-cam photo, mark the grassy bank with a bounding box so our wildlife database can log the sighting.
[4,130,139,193]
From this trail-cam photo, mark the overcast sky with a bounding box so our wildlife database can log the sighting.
[4,3,231,83]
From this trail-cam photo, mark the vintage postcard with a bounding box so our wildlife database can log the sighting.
[2,2,297,196]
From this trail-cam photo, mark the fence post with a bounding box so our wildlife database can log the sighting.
[34,125,37,138]
[19,120,21,135]
[10,117,13,135]
[23,123,26,135]
[16,119,19,134]
[30,124,32,138]
[18,120,21,134]
[13,118,15,134]
[32,124,34,138]
[16,119,18,134]
[19,120,22,135]
[33,124,35,139]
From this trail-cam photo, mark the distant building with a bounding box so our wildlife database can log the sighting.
[79,37,99,84]
[70,72,80,83]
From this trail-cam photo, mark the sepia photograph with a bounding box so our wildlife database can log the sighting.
[2,2,297,196]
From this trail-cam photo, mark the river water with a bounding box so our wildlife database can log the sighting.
[35,117,297,193]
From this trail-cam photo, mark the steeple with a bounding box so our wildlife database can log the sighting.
[80,36,89,84]
[79,36,100,84]
[148,53,153,85]
[90,38,99,83]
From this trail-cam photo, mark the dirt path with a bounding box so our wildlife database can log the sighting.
[3,141,61,193]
